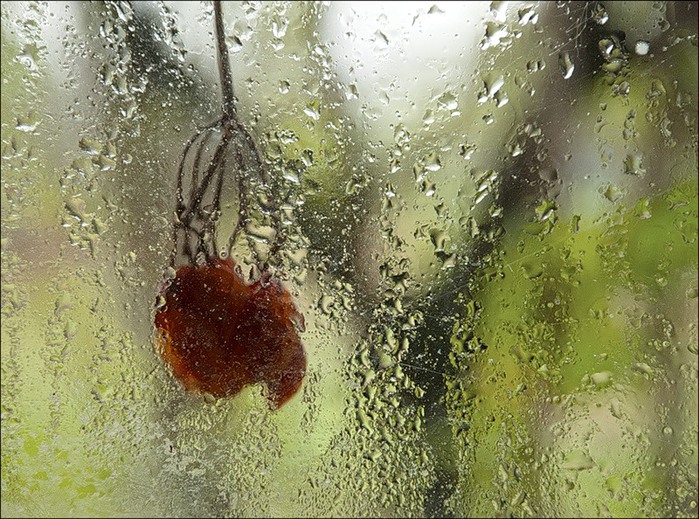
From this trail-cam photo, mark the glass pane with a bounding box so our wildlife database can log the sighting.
[2,1,697,517]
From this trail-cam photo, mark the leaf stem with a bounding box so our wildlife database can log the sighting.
[213,0,236,119]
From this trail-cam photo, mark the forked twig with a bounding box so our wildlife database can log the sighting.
[169,0,285,270]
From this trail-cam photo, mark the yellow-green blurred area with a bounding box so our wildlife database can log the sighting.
[1,1,697,517]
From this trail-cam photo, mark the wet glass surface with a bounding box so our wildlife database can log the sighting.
[2,2,697,517]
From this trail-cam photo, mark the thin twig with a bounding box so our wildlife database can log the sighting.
[230,145,246,243]
[172,122,219,267]
[172,1,288,269]
[190,128,216,205]
[213,0,236,119]
[179,122,233,224]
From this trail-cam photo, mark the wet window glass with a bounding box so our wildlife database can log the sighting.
[2,1,697,517]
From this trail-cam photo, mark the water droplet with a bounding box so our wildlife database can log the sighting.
[344,83,359,100]
[558,52,574,79]
[65,198,87,220]
[227,35,243,53]
[430,229,449,252]
[602,184,624,203]
[482,21,509,50]
[438,91,458,111]
[634,198,652,219]
[300,149,314,167]
[517,6,538,25]
[459,143,476,160]
[562,450,595,471]
[319,295,334,315]
[623,153,646,176]
[15,113,39,132]
[304,101,320,121]
[592,4,609,24]
[373,30,389,48]
[591,371,612,388]
[424,152,441,172]
[635,40,650,56]
[79,138,102,156]
[538,168,558,183]
[64,320,77,340]
[271,16,288,38]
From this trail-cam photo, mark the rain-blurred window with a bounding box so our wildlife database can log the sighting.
[2,1,697,517]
